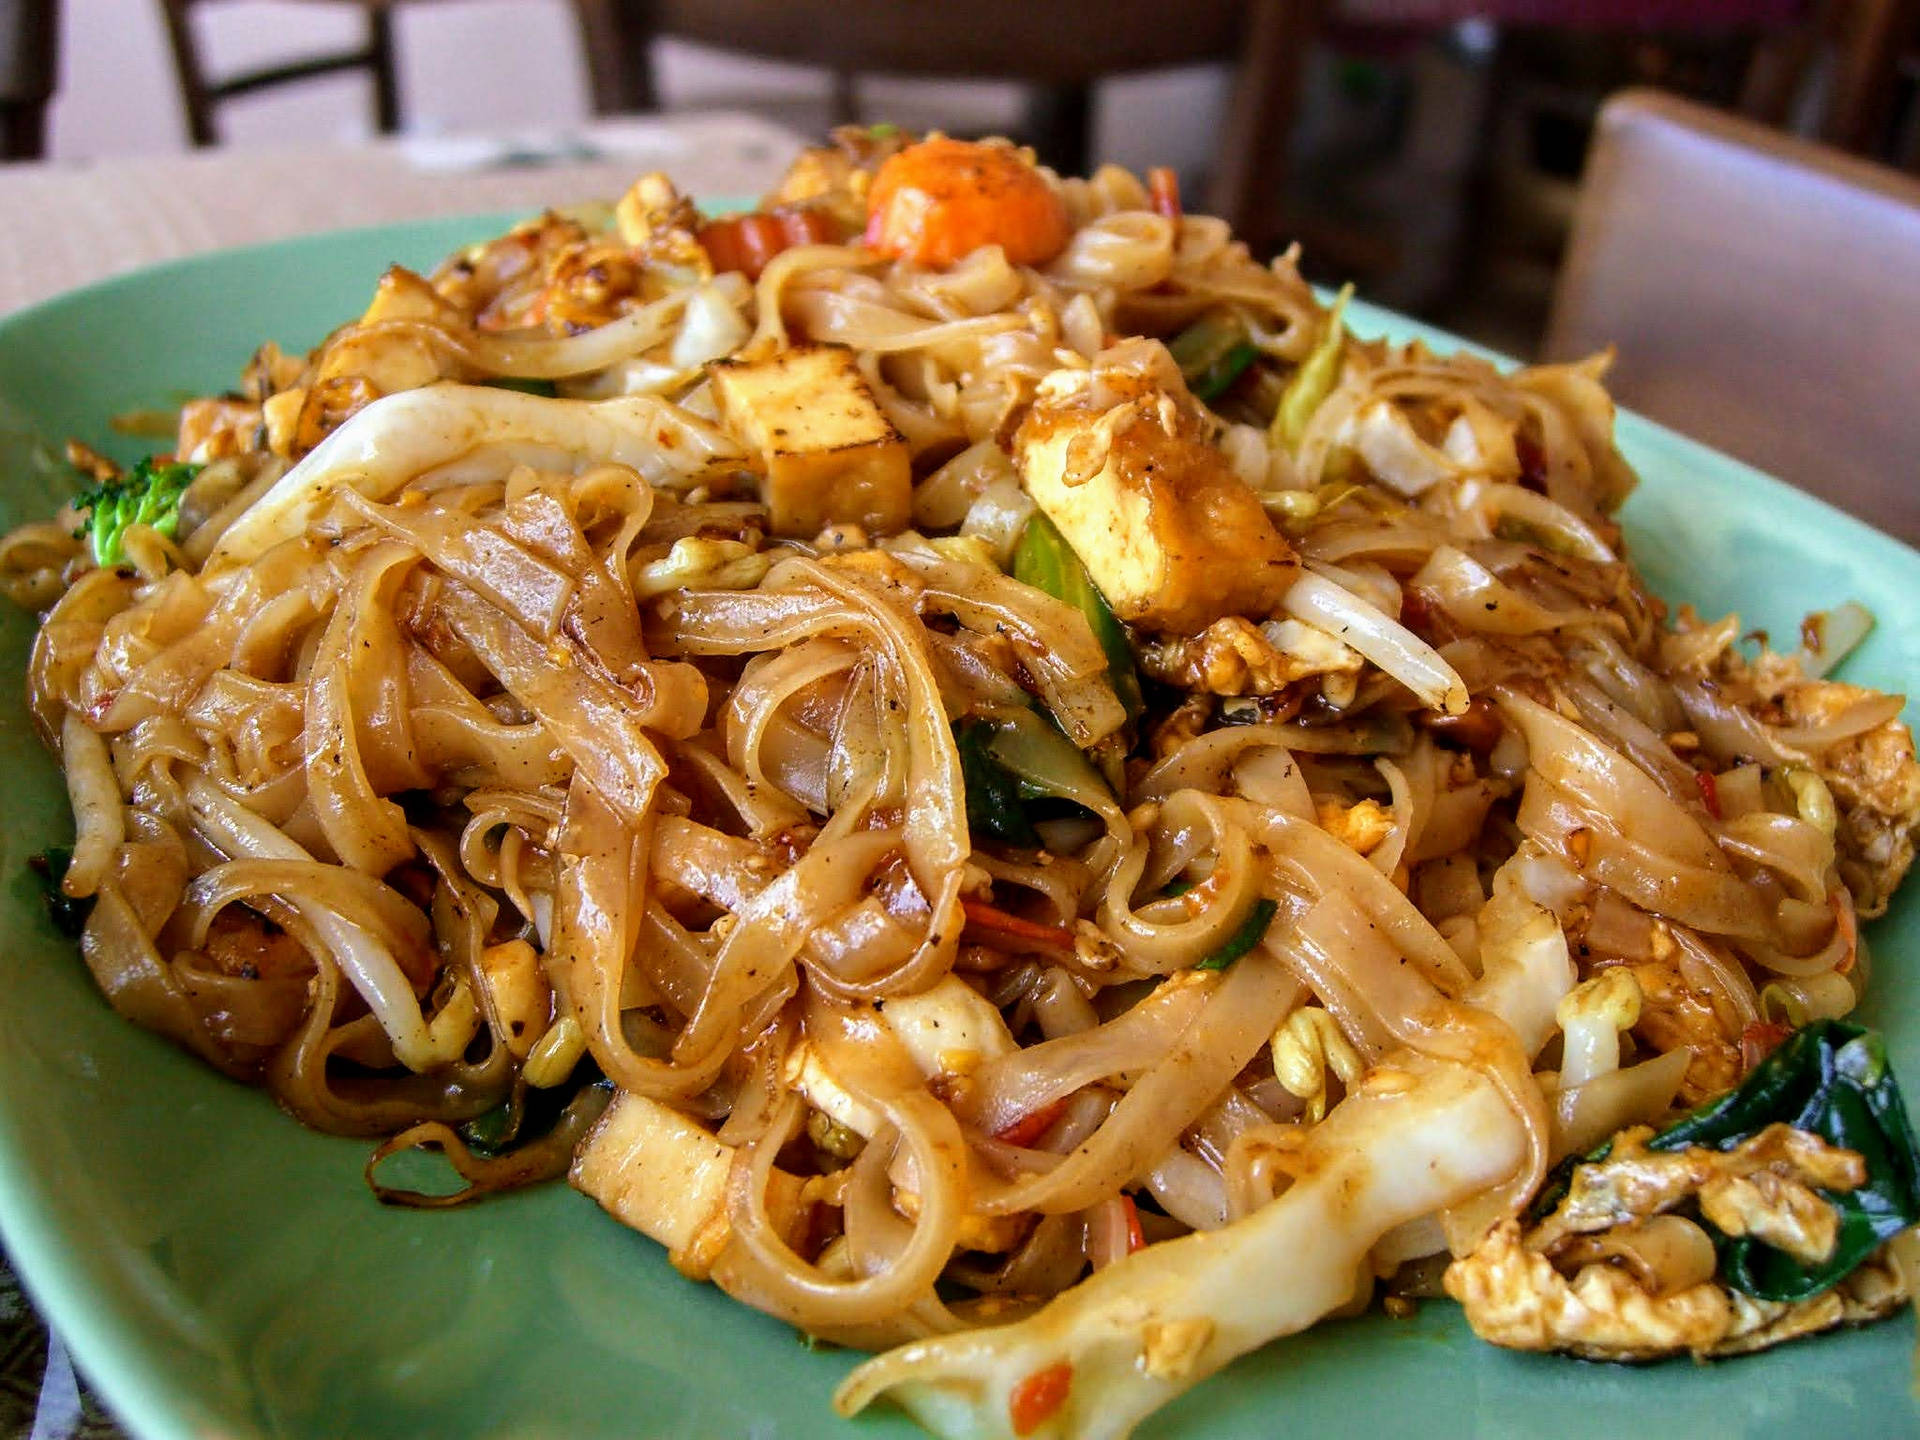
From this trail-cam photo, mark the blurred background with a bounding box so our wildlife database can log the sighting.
[3,0,1918,536]
[7,0,1914,351]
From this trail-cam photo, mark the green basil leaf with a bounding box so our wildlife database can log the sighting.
[1534,1020,1920,1303]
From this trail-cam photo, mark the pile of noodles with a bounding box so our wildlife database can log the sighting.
[1,142,1911,1437]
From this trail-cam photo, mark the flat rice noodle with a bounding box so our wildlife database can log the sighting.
[971,946,1299,1218]
[664,562,967,897]
[439,583,688,826]
[548,774,731,1099]
[961,971,1217,1137]
[82,876,248,1074]
[1583,828,1772,941]
[1097,791,1265,977]
[1497,688,1726,873]
[1220,796,1475,995]
[303,542,418,875]
[404,644,571,790]
[1716,811,1835,905]
[182,774,438,1070]
[673,825,896,1067]
[337,489,575,639]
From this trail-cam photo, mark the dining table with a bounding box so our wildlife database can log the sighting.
[0,105,806,1440]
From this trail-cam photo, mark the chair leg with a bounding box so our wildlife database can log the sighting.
[1,102,48,162]
[1824,0,1918,153]
[1024,84,1092,176]
[1211,0,1323,257]
[571,0,660,112]
[368,3,402,134]
[158,0,220,147]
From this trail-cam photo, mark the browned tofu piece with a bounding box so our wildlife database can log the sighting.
[711,343,913,538]
[1014,352,1299,634]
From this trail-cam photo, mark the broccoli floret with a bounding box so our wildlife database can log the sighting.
[72,455,201,567]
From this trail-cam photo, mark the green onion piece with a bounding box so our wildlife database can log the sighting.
[1273,284,1353,452]
[1195,898,1278,971]
[1012,512,1144,723]
[1168,310,1258,402]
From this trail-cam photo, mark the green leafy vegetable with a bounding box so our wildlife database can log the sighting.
[1535,1020,1920,1303]
[26,848,92,937]
[73,455,201,567]
[484,376,560,398]
[1195,898,1277,972]
[1011,513,1144,722]
[954,707,1116,849]
[956,717,1039,847]
[1655,1020,1920,1301]
[1168,309,1258,402]
[1272,284,1352,452]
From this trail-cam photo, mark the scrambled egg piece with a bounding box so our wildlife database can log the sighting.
[1013,339,1299,634]
[1781,680,1920,918]
[1446,1122,1905,1360]
[1138,616,1364,697]
[1316,797,1395,856]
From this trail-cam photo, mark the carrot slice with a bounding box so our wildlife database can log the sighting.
[961,897,1075,950]
[865,138,1071,268]
[1147,166,1182,222]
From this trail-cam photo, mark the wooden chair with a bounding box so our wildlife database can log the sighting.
[568,0,1321,257]
[1,0,58,161]
[158,0,401,147]
[1545,88,1920,544]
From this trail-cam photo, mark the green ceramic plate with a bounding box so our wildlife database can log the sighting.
[0,217,1915,1440]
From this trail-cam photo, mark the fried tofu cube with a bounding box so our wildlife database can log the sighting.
[1014,347,1299,634]
[710,343,912,538]
[571,1090,807,1279]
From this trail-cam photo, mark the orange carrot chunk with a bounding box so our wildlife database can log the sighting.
[1008,1361,1074,1436]
[864,138,1072,268]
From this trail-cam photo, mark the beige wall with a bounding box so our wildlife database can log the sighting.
[47,1,1223,175]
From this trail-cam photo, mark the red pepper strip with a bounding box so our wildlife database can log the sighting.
[1832,889,1858,974]
[1120,1193,1146,1254]
[775,205,838,248]
[961,897,1075,950]
[1695,769,1723,820]
[697,212,790,279]
[993,1097,1069,1149]
[1147,166,1182,223]
[1741,1021,1793,1071]
[1009,1361,1074,1437]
